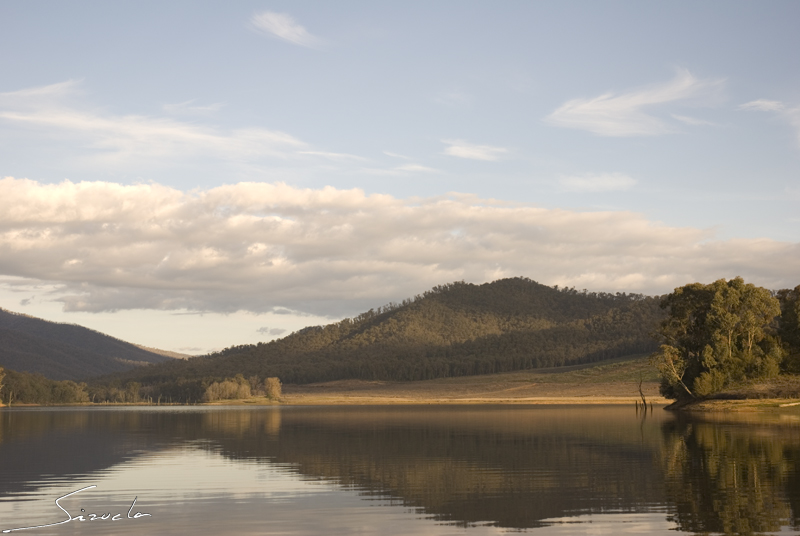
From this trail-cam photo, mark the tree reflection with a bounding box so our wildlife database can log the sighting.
[661,415,800,534]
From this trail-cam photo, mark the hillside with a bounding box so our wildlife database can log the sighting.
[107,278,665,398]
[0,308,172,380]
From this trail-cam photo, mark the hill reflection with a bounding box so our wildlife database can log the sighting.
[1,406,800,532]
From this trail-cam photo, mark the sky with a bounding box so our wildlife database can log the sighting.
[1,1,799,354]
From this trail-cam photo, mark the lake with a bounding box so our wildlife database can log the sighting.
[0,405,799,535]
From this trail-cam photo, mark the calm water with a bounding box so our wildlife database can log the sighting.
[0,405,799,535]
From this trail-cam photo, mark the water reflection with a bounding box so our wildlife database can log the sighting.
[0,406,799,535]
[661,414,800,534]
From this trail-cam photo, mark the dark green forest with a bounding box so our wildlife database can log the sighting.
[0,366,89,405]
[103,278,665,402]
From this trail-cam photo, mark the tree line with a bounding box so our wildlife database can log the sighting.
[0,365,282,405]
[0,366,89,405]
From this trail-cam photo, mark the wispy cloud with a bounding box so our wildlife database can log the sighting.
[739,99,800,147]
[670,114,715,126]
[0,79,82,101]
[383,151,411,160]
[442,139,508,161]
[250,11,321,48]
[0,81,308,166]
[739,99,785,112]
[359,163,442,176]
[435,91,473,108]
[395,164,440,173]
[297,151,367,161]
[1,177,797,316]
[545,69,724,136]
[559,173,637,193]
[162,100,225,116]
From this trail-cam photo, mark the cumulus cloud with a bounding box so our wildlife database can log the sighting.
[545,69,724,136]
[250,11,321,48]
[0,81,307,167]
[442,139,508,161]
[559,173,636,193]
[0,177,798,317]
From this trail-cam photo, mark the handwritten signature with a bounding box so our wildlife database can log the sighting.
[3,486,151,533]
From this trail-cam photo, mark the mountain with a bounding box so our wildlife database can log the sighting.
[108,278,665,396]
[0,308,172,380]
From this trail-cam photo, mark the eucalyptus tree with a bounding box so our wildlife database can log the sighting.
[652,277,783,400]
[777,286,800,372]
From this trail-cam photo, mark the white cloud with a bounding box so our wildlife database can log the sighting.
[545,69,724,136]
[359,163,442,176]
[0,79,82,101]
[559,173,636,193]
[442,139,508,161]
[1,177,797,317]
[383,151,411,160]
[395,164,440,173]
[739,99,785,112]
[250,11,321,48]
[0,81,307,166]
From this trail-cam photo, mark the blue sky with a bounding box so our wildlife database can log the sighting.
[1,1,799,353]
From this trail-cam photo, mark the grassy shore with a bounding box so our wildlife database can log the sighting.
[281,354,670,405]
[668,399,800,412]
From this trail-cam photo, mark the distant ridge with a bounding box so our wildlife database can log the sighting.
[134,344,194,360]
[0,308,172,380]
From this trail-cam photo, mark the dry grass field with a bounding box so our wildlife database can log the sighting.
[281,354,669,405]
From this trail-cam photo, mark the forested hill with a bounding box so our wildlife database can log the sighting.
[0,308,171,380]
[114,278,665,390]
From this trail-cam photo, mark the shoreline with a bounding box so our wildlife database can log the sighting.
[665,398,800,413]
[6,395,800,410]
[0,395,668,408]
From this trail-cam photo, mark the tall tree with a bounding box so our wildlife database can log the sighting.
[652,277,783,400]
[777,285,800,372]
